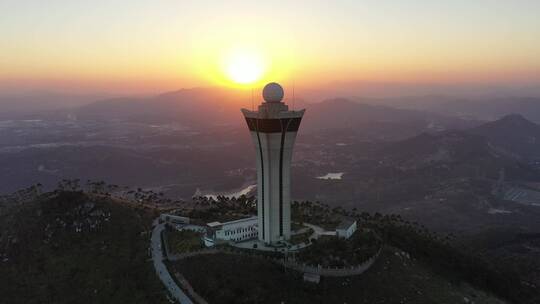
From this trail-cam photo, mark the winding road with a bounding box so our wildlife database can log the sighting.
[151,220,193,304]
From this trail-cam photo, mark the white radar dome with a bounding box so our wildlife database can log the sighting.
[262,82,284,103]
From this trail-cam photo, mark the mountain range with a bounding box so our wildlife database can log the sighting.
[2,89,540,301]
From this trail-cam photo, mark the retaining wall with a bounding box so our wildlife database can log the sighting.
[278,248,382,277]
[168,246,382,277]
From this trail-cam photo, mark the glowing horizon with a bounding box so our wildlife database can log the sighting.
[1,1,540,94]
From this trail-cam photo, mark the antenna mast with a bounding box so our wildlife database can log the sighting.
[251,87,254,111]
[292,79,296,110]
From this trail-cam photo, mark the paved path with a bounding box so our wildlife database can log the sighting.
[151,220,193,304]
[304,223,335,238]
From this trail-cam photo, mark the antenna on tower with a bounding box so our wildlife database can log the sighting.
[251,87,254,111]
[292,79,296,110]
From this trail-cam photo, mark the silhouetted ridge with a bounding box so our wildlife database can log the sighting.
[302,98,477,132]
[469,114,540,160]
[495,113,537,127]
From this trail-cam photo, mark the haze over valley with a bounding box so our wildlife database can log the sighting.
[3,89,540,227]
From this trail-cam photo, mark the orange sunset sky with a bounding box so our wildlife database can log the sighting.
[1,1,539,95]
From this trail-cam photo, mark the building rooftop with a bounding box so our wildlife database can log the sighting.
[336,218,356,230]
[207,221,222,228]
[206,216,257,228]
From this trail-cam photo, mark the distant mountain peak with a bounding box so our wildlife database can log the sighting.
[475,113,538,131]
[468,112,540,160]
[497,113,534,125]
[502,113,526,119]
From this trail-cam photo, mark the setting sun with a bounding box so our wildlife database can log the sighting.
[223,49,266,85]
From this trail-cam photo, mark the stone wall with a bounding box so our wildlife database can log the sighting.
[167,246,382,277]
[278,247,382,277]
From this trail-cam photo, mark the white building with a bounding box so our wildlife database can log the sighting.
[241,83,305,245]
[205,216,258,245]
[336,219,357,239]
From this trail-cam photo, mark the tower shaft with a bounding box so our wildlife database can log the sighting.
[242,103,304,245]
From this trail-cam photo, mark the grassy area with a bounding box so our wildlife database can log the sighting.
[291,201,540,303]
[289,228,314,245]
[291,222,304,231]
[172,249,505,304]
[165,228,204,254]
[183,195,256,224]
[292,201,342,230]
[297,229,381,267]
[0,191,168,304]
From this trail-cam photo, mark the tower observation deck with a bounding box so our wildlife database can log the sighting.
[241,83,305,245]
